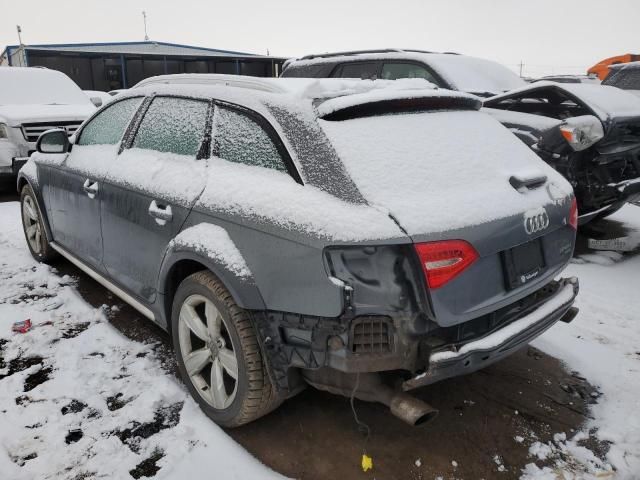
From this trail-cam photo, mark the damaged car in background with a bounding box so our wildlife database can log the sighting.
[282,50,640,223]
[19,76,579,427]
[484,82,640,223]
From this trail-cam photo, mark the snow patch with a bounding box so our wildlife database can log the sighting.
[0,201,285,480]
[170,223,251,278]
[196,157,403,241]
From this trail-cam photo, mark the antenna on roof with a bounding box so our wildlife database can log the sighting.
[142,11,149,41]
[16,25,23,46]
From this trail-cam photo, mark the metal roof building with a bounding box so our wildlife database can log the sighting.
[1,41,288,91]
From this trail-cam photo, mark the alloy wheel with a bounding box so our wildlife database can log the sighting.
[22,195,42,255]
[178,294,239,409]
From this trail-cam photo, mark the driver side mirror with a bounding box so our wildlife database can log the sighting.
[36,129,70,154]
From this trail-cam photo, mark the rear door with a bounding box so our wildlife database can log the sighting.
[99,96,210,303]
[44,96,144,271]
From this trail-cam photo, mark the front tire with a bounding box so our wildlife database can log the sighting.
[171,271,281,427]
[20,184,57,263]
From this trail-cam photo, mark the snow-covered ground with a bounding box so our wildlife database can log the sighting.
[0,201,283,479]
[525,205,640,479]
[1,198,639,480]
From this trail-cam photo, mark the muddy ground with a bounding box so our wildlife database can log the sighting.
[0,192,614,479]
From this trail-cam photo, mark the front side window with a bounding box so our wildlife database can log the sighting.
[132,97,209,156]
[78,97,143,146]
[333,62,379,80]
[213,106,287,172]
[381,63,440,84]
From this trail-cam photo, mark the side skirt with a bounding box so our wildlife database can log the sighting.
[50,242,156,321]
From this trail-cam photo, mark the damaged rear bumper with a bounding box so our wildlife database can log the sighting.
[403,277,579,391]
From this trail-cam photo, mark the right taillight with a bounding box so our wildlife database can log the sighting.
[414,240,479,290]
[569,197,578,230]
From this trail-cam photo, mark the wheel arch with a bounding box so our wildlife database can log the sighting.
[17,172,54,243]
[158,250,266,333]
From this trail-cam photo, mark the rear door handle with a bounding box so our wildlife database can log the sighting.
[148,200,173,226]
[83,179,99,199]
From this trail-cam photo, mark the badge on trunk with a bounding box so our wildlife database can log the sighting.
[523,207,549,235]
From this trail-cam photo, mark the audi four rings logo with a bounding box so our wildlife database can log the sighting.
[524,209,549,234]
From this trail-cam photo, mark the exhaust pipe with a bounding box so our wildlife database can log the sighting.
[303,370,438,427]
[389,391,439,427]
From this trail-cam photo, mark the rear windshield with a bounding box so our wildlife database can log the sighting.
[319,110,566,233]
[0,68,91,106]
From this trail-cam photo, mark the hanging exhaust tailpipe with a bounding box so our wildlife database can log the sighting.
[389,391,439,427]
[303,370,439,427]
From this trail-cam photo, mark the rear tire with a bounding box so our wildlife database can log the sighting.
[171,270,282,427]
[20,184,57,263]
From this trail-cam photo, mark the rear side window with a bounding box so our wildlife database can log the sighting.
[78,97,142,145]
[333,62,379,80]
[213,106,287,172]
[133,97,209,156]
[381,63,440,84]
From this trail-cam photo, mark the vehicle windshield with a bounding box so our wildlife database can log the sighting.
[0,68,91,106]
[603,64,640,91]
[427,55,527,95]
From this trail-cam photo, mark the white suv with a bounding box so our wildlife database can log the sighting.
[0,67,95,187]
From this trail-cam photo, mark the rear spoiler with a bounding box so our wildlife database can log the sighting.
[317,90,482,121]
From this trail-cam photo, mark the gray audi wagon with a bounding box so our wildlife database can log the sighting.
[19,75,579,427]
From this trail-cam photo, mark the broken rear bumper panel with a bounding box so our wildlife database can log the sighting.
[403,277,579,391]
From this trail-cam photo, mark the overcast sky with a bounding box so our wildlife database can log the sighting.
[2,0,638,77]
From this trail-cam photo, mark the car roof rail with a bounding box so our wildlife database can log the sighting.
[299,48,406,60]
[295,48,462,62]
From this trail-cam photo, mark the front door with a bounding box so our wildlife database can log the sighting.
[99,96,210,303]
[44,96,144,271]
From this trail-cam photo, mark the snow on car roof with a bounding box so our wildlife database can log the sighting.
[312,79,480,118]
[489,80,640,120]
[124,75,476,119]
[285,52,527,95]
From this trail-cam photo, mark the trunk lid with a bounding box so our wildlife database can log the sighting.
[320,108,576,326]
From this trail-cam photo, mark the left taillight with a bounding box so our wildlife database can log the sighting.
[569,197,578,230]
[414,240,479,290]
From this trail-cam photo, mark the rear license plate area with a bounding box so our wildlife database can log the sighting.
[502,239,546,290]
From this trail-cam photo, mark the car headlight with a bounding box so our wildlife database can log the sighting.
[0,123,8,140]
[559,115,604,151]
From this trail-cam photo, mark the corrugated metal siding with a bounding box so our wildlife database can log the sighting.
[20,42,274,59]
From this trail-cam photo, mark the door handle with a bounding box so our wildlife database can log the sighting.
[83,179,99,199]
[148,200,173,226]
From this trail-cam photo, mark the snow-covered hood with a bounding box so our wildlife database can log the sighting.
[486,81,640,122]
[0,103,95,126]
